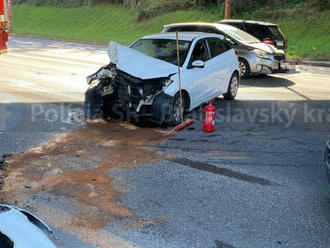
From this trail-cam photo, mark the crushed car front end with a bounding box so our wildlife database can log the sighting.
[85,63,174,122]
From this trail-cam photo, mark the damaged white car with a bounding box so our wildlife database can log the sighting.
[0,204,57,248]
[85,32,240,125]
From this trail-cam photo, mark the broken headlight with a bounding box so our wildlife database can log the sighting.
[86,64,117,85]
[88,78,101,88]
[162,78,173,89]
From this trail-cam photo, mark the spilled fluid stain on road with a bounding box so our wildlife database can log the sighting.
[0,120,170,247]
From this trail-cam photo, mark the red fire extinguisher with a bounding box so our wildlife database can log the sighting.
[4,31,8,42]
[204,102,215,132]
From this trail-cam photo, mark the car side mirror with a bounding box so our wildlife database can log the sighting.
[191,60,205,68]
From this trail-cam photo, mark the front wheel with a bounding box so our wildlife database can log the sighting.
[238,58,250,78]
[84,86,104,119]
[168,93,186,126]
[223,73,239,100]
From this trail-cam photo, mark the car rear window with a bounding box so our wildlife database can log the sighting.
[245,24,283,40]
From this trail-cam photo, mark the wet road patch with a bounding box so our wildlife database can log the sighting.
[0,120,169,246]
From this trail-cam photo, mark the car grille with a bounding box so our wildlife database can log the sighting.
[117,83,143,108]
[114,70,164,112]
[114,70,143,110]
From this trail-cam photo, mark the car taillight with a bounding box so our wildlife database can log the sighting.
[285,40,288,47]
[234,49,238,56]
[263,38,274,46]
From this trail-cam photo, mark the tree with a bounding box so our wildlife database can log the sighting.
[224,0,230,19]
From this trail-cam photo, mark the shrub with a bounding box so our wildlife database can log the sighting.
[135,0,198,21]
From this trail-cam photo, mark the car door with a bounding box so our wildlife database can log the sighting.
[204,37,233,97]
[180,38,212,109]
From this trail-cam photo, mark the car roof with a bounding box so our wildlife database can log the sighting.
[163,22,241,33]
[141,32,223,41]
[218,19,277,26]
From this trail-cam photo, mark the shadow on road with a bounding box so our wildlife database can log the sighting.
[186,99,330,132]
[241,74,295,88]
[1,98,329,134]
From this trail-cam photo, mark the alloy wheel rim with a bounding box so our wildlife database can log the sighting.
[239,61,246,76]
[173,97,183,123]
[231,76,238,96]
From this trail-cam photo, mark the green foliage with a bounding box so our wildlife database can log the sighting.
[11,3,330,60]
[136,0,198,21]
[12,4,219,45]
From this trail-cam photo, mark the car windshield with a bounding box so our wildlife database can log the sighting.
[130,39,191,66]
[222,26,260,43]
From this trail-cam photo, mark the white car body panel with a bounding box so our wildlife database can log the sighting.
[163,34,239,110]
[165,49,237,110]
[0,205,57,248]
[106,33,239,112]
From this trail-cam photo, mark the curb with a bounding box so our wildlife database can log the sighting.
[298,61,330,68]
[286,60,330,68]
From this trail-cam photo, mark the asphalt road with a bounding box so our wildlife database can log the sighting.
[1,37,330,248]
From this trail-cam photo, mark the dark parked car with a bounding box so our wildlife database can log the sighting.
[218,20,287,51]
[325,137,330,185]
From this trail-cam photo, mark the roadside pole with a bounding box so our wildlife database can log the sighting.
[176,32,184,123]
[224,0,231,19]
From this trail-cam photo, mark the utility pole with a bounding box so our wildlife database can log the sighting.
[224,0,231,19]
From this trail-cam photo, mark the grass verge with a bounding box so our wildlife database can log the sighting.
[12,4,330,60]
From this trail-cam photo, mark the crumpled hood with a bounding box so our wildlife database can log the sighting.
[108,41,178,80]
[247,42,285,55]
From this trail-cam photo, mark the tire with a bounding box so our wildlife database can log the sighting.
[224,73,239,100]
[238,58,250,78]
[168,93,186,126]
[102,99,126,120]
[84,86,104,119]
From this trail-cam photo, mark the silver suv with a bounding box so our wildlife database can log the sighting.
[162,22,287,78]
[218,20,287,51]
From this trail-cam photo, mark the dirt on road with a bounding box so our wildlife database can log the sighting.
[0,120,170,247]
